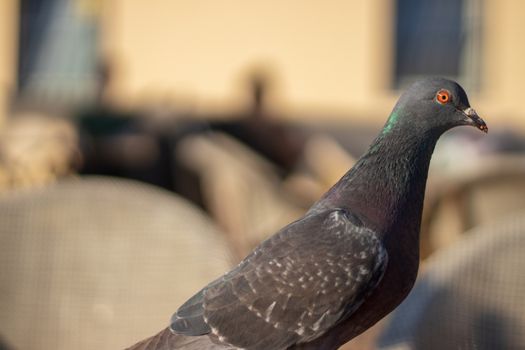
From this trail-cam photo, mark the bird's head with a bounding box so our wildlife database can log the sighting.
[386,77,488,136]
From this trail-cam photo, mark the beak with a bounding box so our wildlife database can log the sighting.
[462,107,488,133]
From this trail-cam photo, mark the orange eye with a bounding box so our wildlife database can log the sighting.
[436,90,451,104]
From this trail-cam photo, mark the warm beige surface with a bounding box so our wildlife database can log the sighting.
[0,114,79,190]
[0,0,18,126]
[0,177,233,350]
[3,1,525,128]
[103,0,396,117]
[101,0,524,128]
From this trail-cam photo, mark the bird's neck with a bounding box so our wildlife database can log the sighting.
[311,125,440,238]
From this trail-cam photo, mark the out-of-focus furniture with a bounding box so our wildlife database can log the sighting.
[378,210,525,349]
[0,113,79,190]
[422,155,525,257]
[177,132,305,259]
[176,131,358,260]
[0,177,232,350]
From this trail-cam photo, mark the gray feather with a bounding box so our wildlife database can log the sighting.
[170,209,387,349]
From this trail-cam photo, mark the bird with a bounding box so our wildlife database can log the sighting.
[127,77,488,350]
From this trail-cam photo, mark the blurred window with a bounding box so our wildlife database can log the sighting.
[394,0,483,89]
[17,0,100,108]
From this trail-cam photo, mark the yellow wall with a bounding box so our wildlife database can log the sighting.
[0,0,18,126]
[103,0,396,120]
[482,0,525,125]
[102,0,525,128]
[0,1,522,127]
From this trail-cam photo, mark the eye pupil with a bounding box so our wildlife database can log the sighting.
[437,90,450,104]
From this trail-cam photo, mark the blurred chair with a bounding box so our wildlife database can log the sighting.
[0,177,233,350]
[177,132,305,259]
[283,133,357,205]
[176,130,360,260]
[378,211,525,349]
[422,155,525,257]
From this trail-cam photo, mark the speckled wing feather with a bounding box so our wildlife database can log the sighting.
[171,209,387,350]
[125,328,236,350]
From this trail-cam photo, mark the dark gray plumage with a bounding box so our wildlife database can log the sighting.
[128,77,488,350]
[172,209,386,349]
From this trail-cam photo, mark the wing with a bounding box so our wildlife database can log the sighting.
[171,209,387,349]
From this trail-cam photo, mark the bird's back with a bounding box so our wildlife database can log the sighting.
[170,209,387,349]
[125,328,236,350]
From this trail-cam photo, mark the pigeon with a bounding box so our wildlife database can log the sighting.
[127,78,488,350]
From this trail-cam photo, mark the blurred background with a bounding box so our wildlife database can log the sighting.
[1,0,525,349]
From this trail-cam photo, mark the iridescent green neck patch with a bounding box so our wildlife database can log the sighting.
[383,110,400,134]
